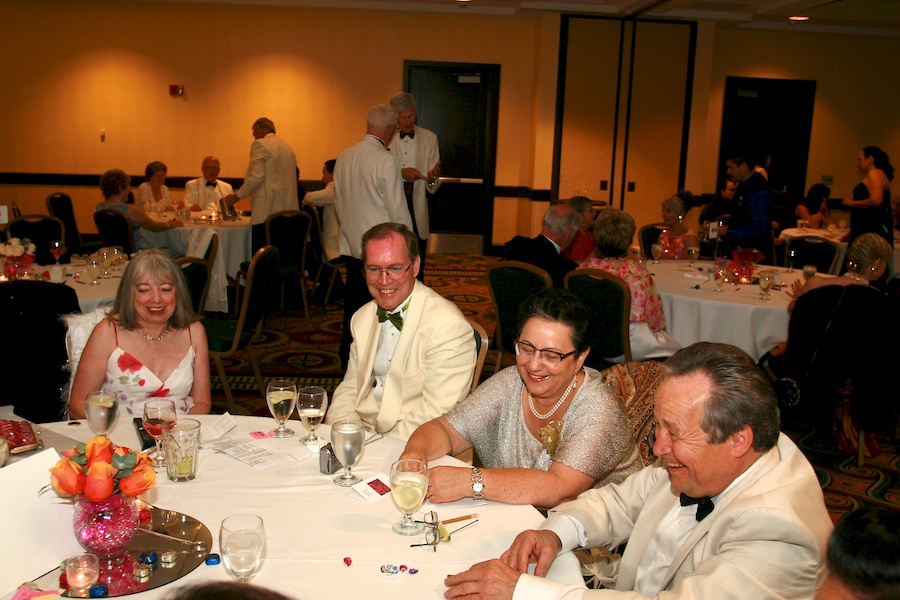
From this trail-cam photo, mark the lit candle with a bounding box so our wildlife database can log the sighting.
[0,274,7,282]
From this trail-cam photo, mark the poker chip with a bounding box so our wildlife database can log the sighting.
[89,583,109,597]
[205,553,221,565]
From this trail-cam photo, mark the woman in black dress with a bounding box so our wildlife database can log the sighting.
[843,145,894,248]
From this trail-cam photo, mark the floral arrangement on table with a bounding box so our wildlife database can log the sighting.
[725,247,765,284]
[0,237,36,279]
[50,436,156,559]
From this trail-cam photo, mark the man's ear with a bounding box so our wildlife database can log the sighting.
[729,424,754,458]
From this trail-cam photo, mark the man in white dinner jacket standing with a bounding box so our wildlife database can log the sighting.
[223,117,299,254]
[184,156,233,211]
[388,92,441,282]
[326,222,474,441]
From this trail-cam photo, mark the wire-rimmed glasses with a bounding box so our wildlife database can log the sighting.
[362,263,413,280]
[409,511,479,551]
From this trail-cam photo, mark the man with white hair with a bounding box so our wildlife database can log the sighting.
[505,203,581,287]
[184,156,233,211]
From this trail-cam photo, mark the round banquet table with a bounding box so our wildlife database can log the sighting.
[779,227,900,278]
[649,259,806,362]
[31,415,583,599]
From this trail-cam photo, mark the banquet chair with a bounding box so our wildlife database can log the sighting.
[0,280,81,423]
[177,232,218,316]
[7,214,65,266]
[303,204,344,306]
[11,201,22,219]
[485,261,552,373]
[265,209,312,319]
[93,209,137,255]
[46,192,103,257]
[467,318,489,394]
[564,269,632,371]
[784,236,841,274]
[638,223,665,258]
[203,245,280,414]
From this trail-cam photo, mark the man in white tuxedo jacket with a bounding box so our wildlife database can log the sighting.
[326,223,475,441]
[388,92,441,282]
[223,117,299,253]
[184,156,233,210]
[445,342,833,600]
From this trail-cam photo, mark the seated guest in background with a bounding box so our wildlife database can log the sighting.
[720,149,774,264]
[816,507,900,600]
[68,249,211,419]
[401,288,641,507]
[796,183,832,230]
[444,342,833,600]
[657,192,698,259]
[136,161,172,211]
[325,223,475,441]
[561,196,596,262]
[505,203,580,287]
[95,168,183,253]
[579,209,680,362]
[699,176,737,229]
[184,156,233,211]
[303,159,339,263]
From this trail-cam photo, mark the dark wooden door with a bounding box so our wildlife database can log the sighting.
[404,61,500,249]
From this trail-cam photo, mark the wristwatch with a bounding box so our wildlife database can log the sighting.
[471,467,484,500]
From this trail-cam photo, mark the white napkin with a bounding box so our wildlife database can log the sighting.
[682,272,707,281]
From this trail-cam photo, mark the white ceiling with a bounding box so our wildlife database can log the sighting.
[153,0,900,36]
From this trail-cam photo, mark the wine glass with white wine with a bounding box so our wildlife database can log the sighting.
[84,391,119,437]
[330,420,367,486]
[686,246,699,267]
[297,385,327,445]
[86,258,103,285]
[266,379,297,438]
[650,243,664,263]
[758,269,776,301]
[390,458,428,536]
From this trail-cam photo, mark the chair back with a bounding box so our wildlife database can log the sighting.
[46,193,83,250]
[564,269,632,368]
[178,256,213,315]
[485,261,553,354]
[301,204,327,266]
[265,210,311,274]
[785,236,841,274]
[232,245,280,349]
[467,319,489,394]
[770,205,796,237]
[0,280,81,422]
[93,209,137,254]
[7,214,65,265]
[638,223,665,258]
[11,201,22,219]
[597,361,665,465]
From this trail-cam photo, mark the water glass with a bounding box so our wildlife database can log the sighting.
[390,459,428,535]
[802,264,817,281]
[84,391,119,437]
[266,379,297,438]
[331,420,367,486]
[64,553,99,592]
[220,514,266,583]
[163,418,201,482]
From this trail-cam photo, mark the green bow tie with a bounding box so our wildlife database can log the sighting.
[376,307,404,331]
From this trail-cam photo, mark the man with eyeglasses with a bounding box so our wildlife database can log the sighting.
[325,223,475,441]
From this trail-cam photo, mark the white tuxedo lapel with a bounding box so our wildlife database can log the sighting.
[353,304,381,408]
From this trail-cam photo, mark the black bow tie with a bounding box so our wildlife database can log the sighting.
[680,493,714,522]
[206,181,217,187]
[376,306,404,331]
[399,130,415,139]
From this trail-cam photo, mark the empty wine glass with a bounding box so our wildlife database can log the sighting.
[686,246,699,266]
[297,385,328,445]
[84,391,119,437]
[651,243,664,263]
[220,514,266,583]
[758,269,776,300]
[713,263,727,293]
[142,399,177,469]
[86,258,103,285]
[110,246,125,272]
[330,420,367,486]
[49,240,66,264]
[802,264,817,282]
[390,458,428,535]
[64,553,99,593]
[786,247,798,272]
[266,379,297,438]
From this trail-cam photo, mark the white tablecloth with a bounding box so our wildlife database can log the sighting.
[19,415,583,599]
[779,227,900,278]
[650,259,804,361]
[64,267,122,312]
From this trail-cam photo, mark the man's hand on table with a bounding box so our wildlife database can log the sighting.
[444,559,521,600]
[501,529,563,577]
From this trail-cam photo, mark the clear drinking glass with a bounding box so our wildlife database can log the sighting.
[331,420,367,486]
[49,240,66,264]
[110,246,125,271]
[651,243,664,263]
[265,379,297,438]
[64,553,99,593]
[786,248,798,272]
[86,258,103,285]
[390,458,428,536]
[686,246,699,266]
[758,269,776,300]
[84,391,118,437]
[802,264,817,281]
[142,399,177,469]
[297,385,328,444]
[220,514,266,583]
[713,264,727,293]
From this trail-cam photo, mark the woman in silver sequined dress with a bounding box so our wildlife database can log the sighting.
[400,289,641,508]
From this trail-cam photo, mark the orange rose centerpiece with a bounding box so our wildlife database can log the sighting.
[50,436,155,563]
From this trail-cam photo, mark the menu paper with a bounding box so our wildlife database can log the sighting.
[203,437,290,469]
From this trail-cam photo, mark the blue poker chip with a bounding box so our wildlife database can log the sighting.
[205,553,221,565]
[89,583,109,597]
[139,551,159,565]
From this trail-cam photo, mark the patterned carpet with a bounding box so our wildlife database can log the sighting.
[209,253,899,522]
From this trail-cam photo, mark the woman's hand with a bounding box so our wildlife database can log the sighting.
[426,465,471,503]
[788,278,804,300]
[843,198,855,208]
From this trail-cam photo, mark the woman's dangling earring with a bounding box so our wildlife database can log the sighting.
[678,214,683,223]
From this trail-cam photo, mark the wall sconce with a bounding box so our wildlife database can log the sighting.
[169,85,185,96]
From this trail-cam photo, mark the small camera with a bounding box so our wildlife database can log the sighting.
[319,443,343,474]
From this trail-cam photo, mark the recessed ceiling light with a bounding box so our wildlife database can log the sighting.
[789,16,809,22]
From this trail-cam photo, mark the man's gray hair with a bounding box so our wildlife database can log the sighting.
[367,104,398,131]
[201,156,219,166]
[390,92,416,113]
[542,204,580,235]
[253,118,276,134]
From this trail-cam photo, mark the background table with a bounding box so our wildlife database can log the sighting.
[25,415,583,599]
[779,227,900,278]
[64,267,121,312]
[650,259,803,361]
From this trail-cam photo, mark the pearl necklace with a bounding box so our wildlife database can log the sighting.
[137,326,170,342]
[528,373,578,420]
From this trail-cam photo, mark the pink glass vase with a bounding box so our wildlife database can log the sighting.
[72,494,138,562]
[3,254,34,279]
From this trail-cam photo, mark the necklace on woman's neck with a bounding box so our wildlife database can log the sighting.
[528,373,578,420]
[137,326,170,342]
[845,271,869,285]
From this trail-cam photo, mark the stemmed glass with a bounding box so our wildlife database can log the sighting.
[686,246,699,267]
[786,248,798,272]
[110,246,125,272]
[97,248,112,278]
[330,420,367,486]
[802,264,817,282]
[86,258,103,285]
[650,243,664,263]
[390,458,429,535]
[220,514,266,583]
[84,391,119,437]
[49,240,66,264]
[142,399,177,469]
[713,263,727,293]
[266,379,297,438]
[297,385,328,445]
[758,269,775,300]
